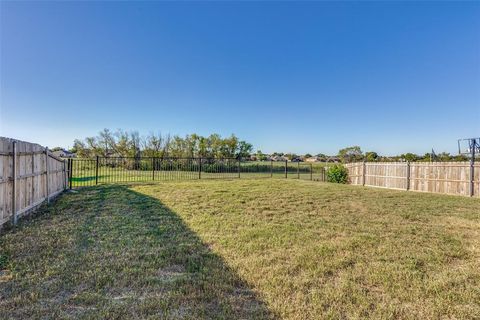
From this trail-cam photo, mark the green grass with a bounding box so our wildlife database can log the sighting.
[1,180,479,319]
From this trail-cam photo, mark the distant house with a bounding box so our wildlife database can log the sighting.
[326,156,340,163]
[52,149,76,158]
[306,156,321,162]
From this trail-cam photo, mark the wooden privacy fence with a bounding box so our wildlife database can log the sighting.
[0,137,68,229]
[346,161,480,197]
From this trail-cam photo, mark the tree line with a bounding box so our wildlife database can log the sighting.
[67,130,467,162]
[335,146,469,163]
[70,129,253,159]
[253,146,469,163]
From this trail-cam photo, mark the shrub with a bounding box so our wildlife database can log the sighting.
[326,164,348,184]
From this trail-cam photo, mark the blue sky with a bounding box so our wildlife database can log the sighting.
[1,1,479,155]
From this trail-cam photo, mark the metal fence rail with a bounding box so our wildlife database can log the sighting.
[68,157,327,188]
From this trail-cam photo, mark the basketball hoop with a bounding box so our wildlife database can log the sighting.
[458,138,480,158]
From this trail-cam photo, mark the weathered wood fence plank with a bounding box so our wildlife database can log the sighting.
[0,137,68,229]
[346,161,479,197]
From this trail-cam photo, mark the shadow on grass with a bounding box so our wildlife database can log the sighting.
[0,184,274,319]
[70,175,106,182]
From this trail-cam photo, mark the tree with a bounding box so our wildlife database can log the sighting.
[365,151,378,162]
[84,136,104,157]
[256,150,268,161]
[401,153,419,162]
[162,134,172,158]
[221,135,239,158]
[115,129,131,157]
[71,129,254,160]
[198,136,208,158]
[236,141,253,159]
[143,132,164,157]
[185,134,200,158]
[453,154,469,161]
[338,146,363,163]
[170,135,188,158]
[129,131,141,157]
[72,139,89,157]
[98,128,116,155]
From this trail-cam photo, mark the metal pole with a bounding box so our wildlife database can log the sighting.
[68,158,73,189]
[152,157,155,181]
[310,163,313,180]
[406,161,410,191]
[95,156,99,185]
[285,160,288,179]
[12,141,17,226]
[63,159,67,190]
[270,160,273,178]
[158,157,163,180]
[45,147,50,204]
[362,161,366,186]
[198,157,202,179]
[238,158,241,178]
[470,146,475,197]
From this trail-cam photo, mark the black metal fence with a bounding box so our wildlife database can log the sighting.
[67,157,327,188]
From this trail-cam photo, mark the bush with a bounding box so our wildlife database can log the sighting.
[326,164,348,184]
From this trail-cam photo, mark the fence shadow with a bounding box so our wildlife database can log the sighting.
[70,175,106,182]
[77,185,275,319]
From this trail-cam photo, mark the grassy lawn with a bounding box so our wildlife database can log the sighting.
[1,180,479,319]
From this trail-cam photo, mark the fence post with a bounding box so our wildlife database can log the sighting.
[63,159,67,190]
[285,160,288,179]
[362,161,366,186]
[95,156,99,185]
[45,147,50,204]
[68,158,73,189]
[159,158,162,179]
[11,141,17,226]
[270,160,273,178]
[297,161,300,179]
[238,158,241,178]
[406,161,410,191]
[470,158,475,197]
[152,157,155,181]
[198,158,202,179]
[310,163,313,180]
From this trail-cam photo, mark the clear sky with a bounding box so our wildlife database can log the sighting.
[1,1,479,155]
